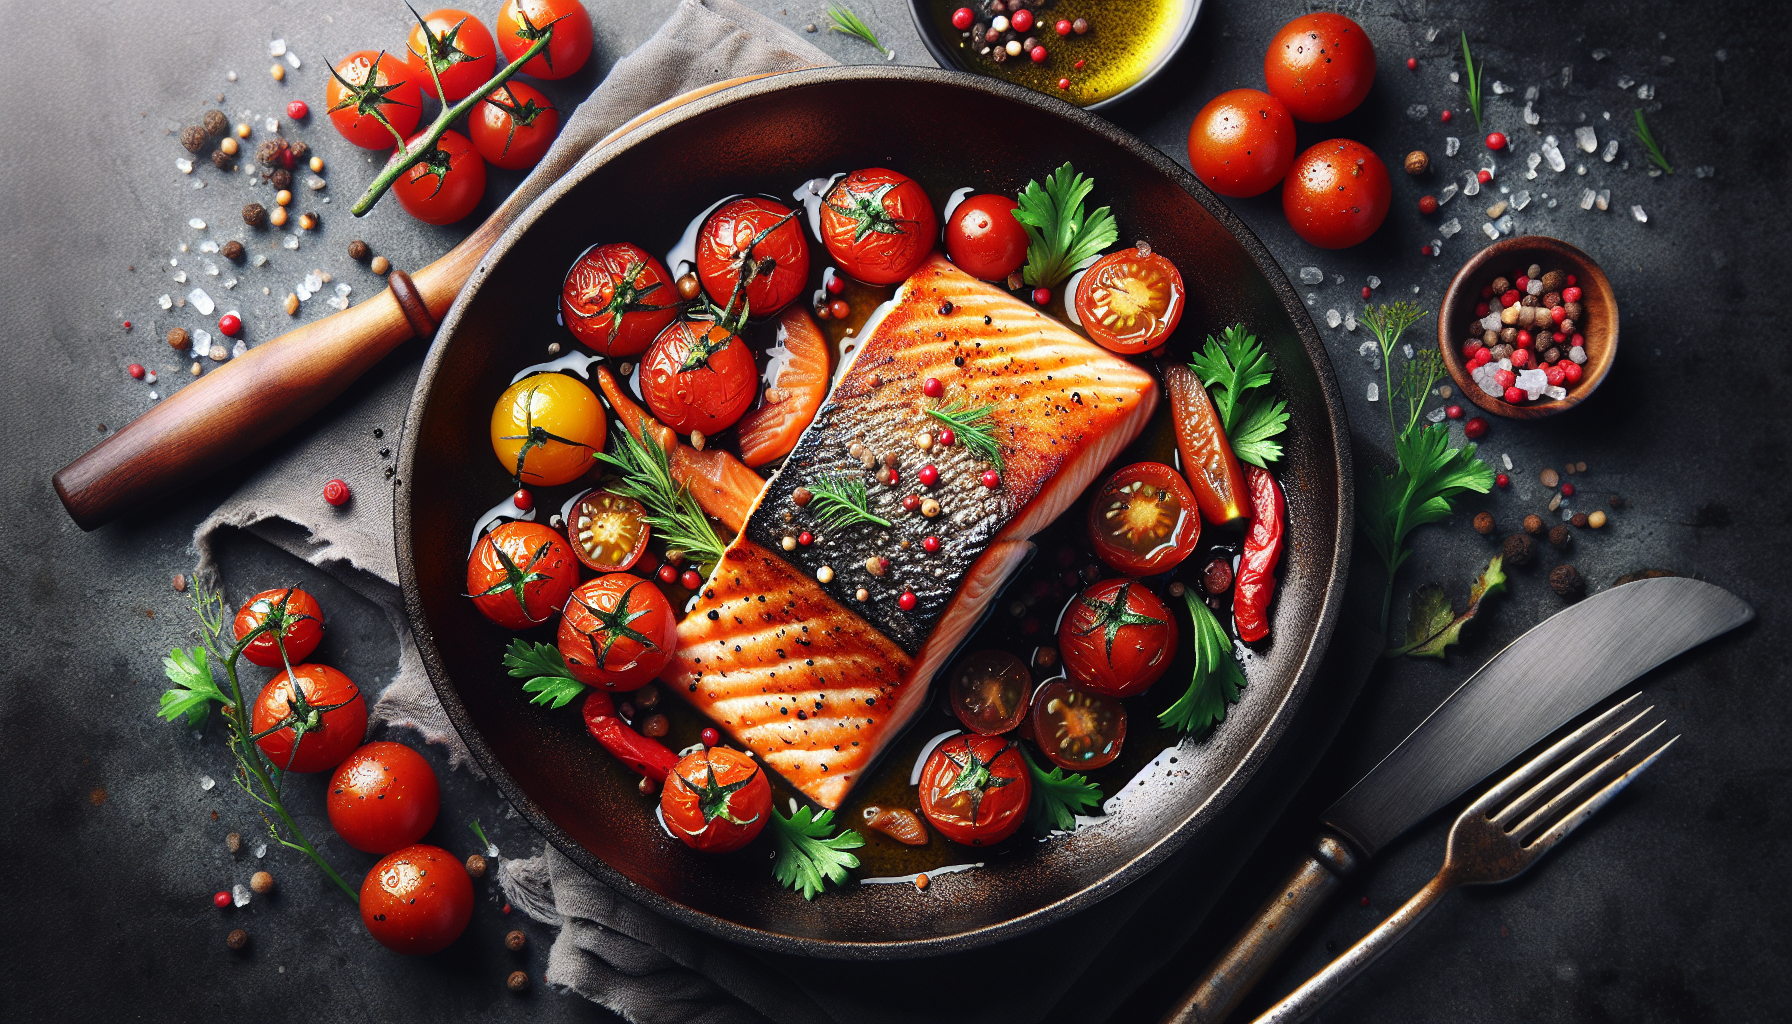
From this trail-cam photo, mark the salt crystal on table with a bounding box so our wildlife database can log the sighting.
[148,390,159,399]
[283,234,300,249]
[1406,103,1430,120]
[296,285,312,301]
[335,283,351,297]
[1403,343,1414,359]
[1325,309,1342,328]
[252,254,267,267]
[233,340,248,358]
[1580,188,1597,210]
[1357,341,1381,369]
[189,218,206,230]
[1502,453,1514,470]
[303,271,323,293]
[194,329,212,351]
[1596,189,1611,211]
[189,288,214,315]
[1570,346,1588,364]
[1632,204,1648,223]
[1593,48,1610,60]
[199,240,219,253]
[1563,66,1574,87]
[1636,84,1654,100]
[1695,165,1715,179]
[1366,383,1379,403]
[1438,183,1458,205]
[158,294,173,309]
[1575,126,1598,153]
[1305,293,1316,306]
[1602,140,1619,163]
[192,180,205,190]
[1450,71,1459,83]
[1617,75,1635,89]
[1491,81,1509,95]
[145,370,157,384]
[1426,26,1439,41]
[205,262,219,277]
[1332,274,1344,285]
[1343,311,1356,332]
[254,843,267,858]
[233,884,252,908]
[1431,236,1445,252]
[1463,173,1480,197]
[1545,385,1568,401]
[1524,102,1541,126]
[1445,136,1460,157]
[1512,191,1532,211]
[285,52,301,69]
[201,775,216,791]
[1366,275,1381,289]
[172,270,188,284]
[1548,198,1558,208]
[1426,407,1447,424]
[1482,222,1500,240]
[1298,266,1323,284]
[264,116,278,132]
[1542,137,1567,172]
[176,158,193,173]
[269,38,286,56]
[226,70,237,81]
[1496,215,1514,235]
[224,278,237,290]
[306,176,326,190]
[1577,164,1588,175]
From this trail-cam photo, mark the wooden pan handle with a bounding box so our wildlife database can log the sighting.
[53,71,782,531]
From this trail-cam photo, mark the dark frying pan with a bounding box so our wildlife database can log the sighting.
[396,66,1351,959]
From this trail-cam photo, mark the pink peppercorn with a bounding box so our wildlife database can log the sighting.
[1073,58,1085,69]
[1475,302,1490,317]
[981,469,1001,489]
[1421,245,1433,256]
[218,313,242,337]
[918,464,939,487]
[1477,169,1492,183]
[898,591,918,611]
[1515,330,1533,349]
[1056,19,1073,35]
[1511,349,1532,368]
[1562,286,1582,303]
[922,535,941,553]
[1058,78,1070,90]
[1546,364,1567,386]
[1552,331,1567,345]
[1032,286,1051,305]
[323,479,351,506]
[1516,275,1530,290]
[937,428,955,447]
[1446,404,1463,419]
[923,377,943,398]
[951,6,974,30]
[700,727,720,747]
[1011,8,1034,31]
[1406,57,1418,69]
[512,488,533,511]
[1486,132,1507,150]
[1566,274,1578,287]
[1571,333,1584,347]
[1361,286,1373,299]
[1419,195,1439,214]
[681,568,702,590]
[1501,289,1521,307]
[1480,285,1494,299]
[1030,45,1048,63]
[1563,362,1583,384]
[1441,109,1453,122]
[287,100,309,119]
[214,891,233,909]
[1504,385,1527,404]
[1551,306,1567,324]
[1561,482,1576,497]
[127,363,146,379]
[1473,347,1494,366]
[901,493,921,512]
[826,274,844,294]
[798,531,813,546]
[1495,369,1516,389]
[1496,473,1510,489]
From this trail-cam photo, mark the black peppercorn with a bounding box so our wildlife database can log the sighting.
[1473,511,1496,535]
[1549,563,1585,598]
[180,125,208,153]
[466,853,488,878]
[288,139,310,162]
[242,203,268,227]
[1502,533,1536,565]
[210,148,234,170]
[348,239,371,261]
[256,139,286,166]
[1548,524,1572,548]
[270,168,292,190]
[1571,512,1590,528]
[202,110,228,137]
[220,240,245,262]
[505,930,527,952]
[226,928,249,950]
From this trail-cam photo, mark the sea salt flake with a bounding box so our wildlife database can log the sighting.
[1513,190,1532,211]
[192,179,205,190]
[1332,273,1345,285]
[176,158,193,173]
[1562,66,1574,87]
[172,270,188,284]
[1548,198,1558,208]
[1636,83,1654,100]
[226,70,238,81]
[285,52,301,69]
[1617,75,1635,89]
[252,254,268,267]
[269,38,286,56]
[1438,183,1458,206]
[188,217,207,230]
[1481,313,1502,332]
[158,294,173,309]
[206,262,220,277]
[283,234,301,250]
[224,278,238,290]
[145,370,157,384]
[306,176,327,191]
[199,240,220,253]
[1463,176,1480,197]
[1406,103,1430,120]
[1502,453,1514,470]
[1524,102,1541,126]
[1325,309,1342,328]
[1426,27,1439,41]
[1366,383,1379,403]
[1449,71,1459,83]
[194,329,212,351]
[1357,341,1381,369]
[1403,343,1415,359]
[1542,137,1567,172]
[1579,188,1597,210]
[1496,215,1514,235]
[1304,293,1317,307]
[1343,311,1357,332]
[189,288,215,315]
[1575,126,1599,153]
[1695,165,1715,179]
[264,116,279,132]
[1546,386,1568,401]
[233,340,248,358]
[1631,204,1648,223]
[1366,275,1381,289]
[296,285,312,301]
[303,271,323,293]
[1445,136,1461,157]
[200,775,216,791]
[1518,368,1549,400]
[1426,407,1447,424]
[1595,189,1611,211]
[1526,278,1543,295]
[254,843,268,858]
[1430,237,1444,254]
[1569,346,1588,364]
[1440,217,1462,238]
[233,884,252,908]
[335,283,352,297]
[1592,48,1610,61]
[1577,163,1588,175]
[1602,140,1619,162]
[327,295,350,310]
[1491,80,1509,95]
[1298,266,1323,284]
[1482,221,1500,240]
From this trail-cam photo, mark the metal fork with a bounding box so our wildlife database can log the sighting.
[1250,695,1677,1024]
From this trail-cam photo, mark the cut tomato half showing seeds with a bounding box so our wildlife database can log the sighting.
[1075,245,1186,354]
[949,649,1033,736]
[1030,679,1127,771]
[568,490,650,572]
[1087,461,1201,576]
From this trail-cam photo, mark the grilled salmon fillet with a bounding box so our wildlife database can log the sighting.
[665,254,1158,808]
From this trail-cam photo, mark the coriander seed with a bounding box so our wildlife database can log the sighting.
[235,122,251,138]
[275,189,293,207]
[167,327,191,351]
[505,930,527,952]
[1473,510,1495,535]
[507,971,529,993]
[225,831,241,853]
[249,870,274,895]
[348,239,371,261]
[466,853,488,878]
[370,255,391,275]
[1522,513,1544,535]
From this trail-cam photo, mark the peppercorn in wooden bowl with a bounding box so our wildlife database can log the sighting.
[1438,235,1618,419]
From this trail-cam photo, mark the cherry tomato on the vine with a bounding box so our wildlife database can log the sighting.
[1030,679,1127,771]
[641,319,758,435]
[559,242,677,357]
[948,649,1032,736]
[232,587,325,668]
[251,664,368,774]
[558,575,677,690]
[918,735,1030,846]
[695,197,809,316]
[470,80,559,170]
[489,372,606,486]
[945,193,1028,282]
[467,521,579,630]
[403,9,497,103]
[360,844,473,955]
[819,168,937,285]
[326,51,422,150]
[1087,462,1201,576]
[496,0,594,81]
[1282,139,1391,249]
[1057,578,1177,698]
[388,129,486,225]
[327,742,441,854]
[660,747,771,853]
[1264,12,1376,123]
[1186,88,1297,198]
[1074,244,1186,354]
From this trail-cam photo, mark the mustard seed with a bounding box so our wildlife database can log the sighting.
[1588,510,1608,528]
[235,122,252,138]
[270,207,288,227]
[220,136,239,156]
[275,189,293,207]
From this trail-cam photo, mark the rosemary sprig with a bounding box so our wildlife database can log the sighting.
[827,4,891,58]
[807,473,893,531]
[925,400,1004,472]
[596,418,727,567]
[1461,32,1484,128]
[1632,110,1674,174]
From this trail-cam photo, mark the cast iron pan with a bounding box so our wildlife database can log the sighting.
[397,66,1351,958]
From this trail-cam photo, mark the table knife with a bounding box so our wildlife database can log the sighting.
[1161,575,1752,1024]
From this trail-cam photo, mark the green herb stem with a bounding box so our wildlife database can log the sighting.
[1632,110,1674,174]
[827,4,891,57]
[1461,32,1484,127]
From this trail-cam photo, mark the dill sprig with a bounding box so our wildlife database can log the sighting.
[806,473,893,532]
[925,400,1004,472]
[1460,32,1484,127]
[827,4,890,58]
[595,417,727,567]
[1632,110,1673,174]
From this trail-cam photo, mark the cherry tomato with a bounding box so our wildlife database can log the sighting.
[1074,244,1186,354]
[403,9,497,102]
[495,0,593,80]
[559,242,677,357]
[251,664,367,774]
[1087,462,1201,576]
[567,490,650,572]
[467,521,579,630]
[695,197,809,316]
[918,735,1030,846]
[327,742,441,854]
[1186,88,1297,198]
[1030,679,1127,771]
[641,319,758,435]
[1282,139,1391,249]
[489,372,605,486]
[360,844,473,955]
[1057,578,1177,698]
[660,747,771,853]
[232,587,325,668]
[1164,365,1250,525]
[325,51,422,150]
[949,650,1032,736]
[819,168,937,285]
[945,193,1028,281]
[388,129,486,225]
[470,80,559,170]
[558,575,677,690]
[1263,12,1376,122]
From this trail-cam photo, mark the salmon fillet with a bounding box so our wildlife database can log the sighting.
[665,254,1158,808]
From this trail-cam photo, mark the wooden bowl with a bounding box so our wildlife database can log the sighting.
[1438,235,1618,419]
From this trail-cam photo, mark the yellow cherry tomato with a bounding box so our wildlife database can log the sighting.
[489,373,606,486]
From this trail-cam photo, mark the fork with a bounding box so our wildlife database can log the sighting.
[1249,695,1677,1024]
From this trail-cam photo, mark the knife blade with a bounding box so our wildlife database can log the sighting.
[1162,576,1752,1024]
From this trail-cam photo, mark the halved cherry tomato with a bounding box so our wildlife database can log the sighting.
[735,305,830,467]
[360,844,473,955]
[919,735,1030,846]
[233,587,325,667]
[945,193,1028,281]
[1282,139,1391,249]
[949,650,1032,736]
[467,521,579,629]
[495,0,593,80]
[661,747,771,853]
[559,242,678,358]
[326,50,422,150]
[1030,679,1127,770]
[327,741,441,854]
[695,197,809,316]
[1164,364,1249,526]
[470,79,558,170]
[642,319,758,435]
[490,372,605,486]
[1264,12,1376,123]
[1235,466,1285,643]
[251,664,367,774]
[1075,244,1186,354]
[1058,578,1178,698]
[1187,88,1297,198]
[388,128,486,225]
[567,490,650,572]
[820,168,938,285]
[403,9,497,103]
[1087,462,1201,576]
[558,575,677,690]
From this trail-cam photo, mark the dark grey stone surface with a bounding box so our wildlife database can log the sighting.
[1,1,1786,1021]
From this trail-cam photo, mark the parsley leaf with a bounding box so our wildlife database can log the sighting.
[768,804,863,900]
[1159,592,1247,735]
[1189,324,1288,468]
[1012,162,1118,289]
[158,646,226,727]
[1021,747,1103,837]
[503,639,587,709]
[1387,555,1507,658]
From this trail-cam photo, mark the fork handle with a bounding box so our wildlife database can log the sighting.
[1250,872,1455,1024]
[1160,831,1360,1024]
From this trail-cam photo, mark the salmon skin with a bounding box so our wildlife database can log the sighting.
[667,254,1158,808]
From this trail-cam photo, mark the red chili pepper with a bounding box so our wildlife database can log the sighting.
[582,690,679,782]
[1234,467,1284,643]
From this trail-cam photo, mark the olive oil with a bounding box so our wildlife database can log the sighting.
[928,0,1191,108]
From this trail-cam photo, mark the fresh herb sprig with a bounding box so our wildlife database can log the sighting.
[1189,324,1289,468]
[1460,32,1484,127]
[807,473,893,531]
[827,4,891,59]
[1387,556,1507,658]
[504,639,587,708]
[1021,747,1103,837]
[596,417,727,568]
[1012,162,1119,289]
[924,400,1004,472]
[1159,591,1247,735]
[768,804,864,900]
[1632,110,1674,174]
[469,818,496,855]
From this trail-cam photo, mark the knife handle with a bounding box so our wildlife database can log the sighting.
[1159,831,1360,1024]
